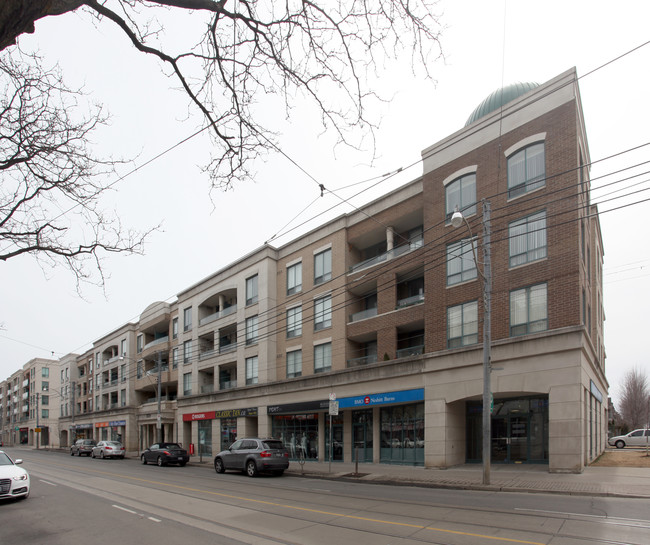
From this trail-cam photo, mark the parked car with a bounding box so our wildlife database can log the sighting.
[70,439,97,456]
[608,429,650,449]
[0,450,30,500]
[214,438,289,477]
[92,441,125,459]
[141,443,189,466]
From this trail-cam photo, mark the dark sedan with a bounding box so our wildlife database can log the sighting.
[141,443,189,467]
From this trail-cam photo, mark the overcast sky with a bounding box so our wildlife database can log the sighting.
[2,1,649,408]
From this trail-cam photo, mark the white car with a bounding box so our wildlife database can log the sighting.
[0,450,30,500]
[608,429,650,449]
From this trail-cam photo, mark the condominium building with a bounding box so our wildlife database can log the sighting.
[1,67,607,472]
[0,358,61,447]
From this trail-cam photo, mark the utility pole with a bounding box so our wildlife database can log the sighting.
[36,392,40,450]
[157,352,163,443]
[71,380,75,444]
[481,200,492,486]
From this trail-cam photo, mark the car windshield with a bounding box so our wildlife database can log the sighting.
[105,442,121,446]
[0,452,14,466]
[161,443,181,449]
[263,440,284,450]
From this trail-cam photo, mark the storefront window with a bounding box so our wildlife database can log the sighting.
[325,415,344,462]
[352,410,373,463]
[198,420,212,457]
[272,414,319,460]
[220,418,237,452]
[380,403,424,465]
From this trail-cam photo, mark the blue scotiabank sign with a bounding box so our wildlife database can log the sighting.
[338,388,424,409]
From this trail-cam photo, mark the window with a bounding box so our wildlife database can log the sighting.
[172,318,178,339]
[137,334,143,353]
[245,356,258,385]
[314,295,332,331]
[183,307,192,332]
[287,306,302,338]
[314,343,332,373]
[447,301,478,348]
[445,173,477,222]
[286,350,302,378]
[447,238,477,286]
[120,364,126,381]
[508,142,545,198]
[286,262,302,295]
[120,389,126,407]
[183,340,192,364]
[42,381,49,391]
[314,248,332,285]
[41,367,49,378]
[172,347,179,369]
[509,211,547,267]
[246,315,259,345]
[41,395,49,406]
[137,360,143,379]
[42,409,49,418]
[183,372,192,396]
[510,283,548,336]
[246,274,259,305]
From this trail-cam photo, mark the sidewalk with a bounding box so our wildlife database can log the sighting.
[284,459,650,499]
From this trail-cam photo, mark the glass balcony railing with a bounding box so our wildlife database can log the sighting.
[396,293,425,309]
[143,336,169,351]
[349,307,378,323]
[199,305,237,327]
[346,354,378,368]
[219,380,237,390]
[396,345,425,359]
[350,236,423,274]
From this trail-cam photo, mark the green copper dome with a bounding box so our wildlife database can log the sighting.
[465,82,539,127]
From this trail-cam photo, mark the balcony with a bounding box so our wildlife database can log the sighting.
[347,354,378,368]
[349,307,378,323]
[350,237,423,274]
[219,342,237,354]
[200,384,215,394]
[219,380,237,391]
[396,345,425,359]
[199,349,216,361]
[199,304,237,327]
[103,354,121,365]
[396,293,425,309]
[143,336,169,351]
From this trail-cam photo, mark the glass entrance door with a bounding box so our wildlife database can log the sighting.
[491,414,529,463]
[352,409,373,462]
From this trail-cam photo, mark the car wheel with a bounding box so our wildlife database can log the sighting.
[91,451,95,458]
[70,450,74,456]
[157,456,164,467]
[141,455,147,465]
[101,451,105,459]
[214,458,225,474]
[246,460,258,478]
[273,470,285,476]
[179,461,186,467]
[120,456,125,460]
[615,440,625,449]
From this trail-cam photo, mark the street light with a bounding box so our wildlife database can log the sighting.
[451,200,492,485]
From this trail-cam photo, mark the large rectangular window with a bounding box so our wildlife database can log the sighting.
[445,173,477,222]
[510,283,548,336]
[172,318,178,339]
[183,340,192,364]
[245,315,259,345]
[245,356,258,385]
[287,262,302,295]
[183,307,192,332]
[246,274,258,305]
[447,301,478,348]
[287,306,302,338]
[137,334,143,353]
[509,211,547,267]
[287,350,302,378]
[508,143,545,198]
[183,372,192,396]
[314,342,332,373]
[314,248,332,285]
[447,238,477,286]
[314,295,332,331]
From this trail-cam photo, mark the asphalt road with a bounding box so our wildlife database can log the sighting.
[2,448,649,545]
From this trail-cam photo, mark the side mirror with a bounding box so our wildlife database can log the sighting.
[15,459,23,465]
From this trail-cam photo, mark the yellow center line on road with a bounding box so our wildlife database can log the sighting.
[38,460,545,545]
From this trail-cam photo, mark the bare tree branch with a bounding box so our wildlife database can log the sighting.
[618,367,650,430]
[1,0,444,190]
[0,49,157,290]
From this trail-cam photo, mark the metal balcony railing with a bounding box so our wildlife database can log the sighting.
[346,354,378,368]
[396,345,425,359]
[396,293,425,309]
[349,307,378,323]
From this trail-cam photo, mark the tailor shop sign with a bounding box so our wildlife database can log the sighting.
[338,388,424,409]
[183,407,258,421]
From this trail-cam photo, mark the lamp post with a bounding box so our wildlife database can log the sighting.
[451,199,492,485]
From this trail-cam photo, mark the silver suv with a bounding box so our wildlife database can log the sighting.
[214,438,289,477]
[71,439,97,456]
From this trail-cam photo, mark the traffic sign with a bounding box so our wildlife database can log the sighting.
[329,400,339,415]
